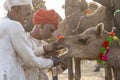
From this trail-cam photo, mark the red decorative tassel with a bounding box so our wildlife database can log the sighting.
[99,53,103,59]
[98,30,118,64]
[57,34,64,41]
[102,41,109,48]
[109,32,115,36]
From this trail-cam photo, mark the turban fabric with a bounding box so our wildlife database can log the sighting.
[33,9,59,29]
[4,0,32,11]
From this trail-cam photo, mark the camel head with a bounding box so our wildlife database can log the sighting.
[55,23,108,59]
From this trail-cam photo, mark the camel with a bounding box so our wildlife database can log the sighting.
[93,0,113,11]
[54,0,89,80]
[55,23,120,80]
[54,0,114,79]
[113,0,120,37]
[89,0,120,79]
[88,2,99,13]
[58,0,114,38]
[93,0,120,38]
[54,0,99,80]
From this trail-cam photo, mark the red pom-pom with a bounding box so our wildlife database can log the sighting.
[99,53,103,60]
[102,41,109,48]
[57,34,64,40]
[109,32,115,36]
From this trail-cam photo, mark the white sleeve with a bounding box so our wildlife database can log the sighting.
[33,41,48,56]
[33,46,45,56]
[7,22,53,69]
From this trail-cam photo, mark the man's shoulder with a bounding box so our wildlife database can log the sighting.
[1,17,14,23]
[1,17,22,28]
[0,18,24,32]
[4,19,23,31]
[8,19,22,27]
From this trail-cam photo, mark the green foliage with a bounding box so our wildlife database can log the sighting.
[33,2,45,11]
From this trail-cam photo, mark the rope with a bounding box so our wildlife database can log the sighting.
[111,26,116,32]
[72,16,84,32]
[52,57,59,80]
[97,27,120,64]
[111,0,120,17]
[66,10,80,18]
[114,10,120,16]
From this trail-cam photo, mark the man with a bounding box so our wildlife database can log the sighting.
[27,8,59,57]
[0,0,60,80]
[25,8,65,80]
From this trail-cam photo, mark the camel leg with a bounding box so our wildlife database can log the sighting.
[105,64,112,80]
[117,70,120,80]
[67,57,73,80]
[112,67,117,80]
[74,58,81,80]
[113,68,120,80]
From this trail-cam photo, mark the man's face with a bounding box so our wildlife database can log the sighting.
[16,4,32,27]
[40,24,56,39]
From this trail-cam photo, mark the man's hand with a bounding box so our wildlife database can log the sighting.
[50,59,67,76]
[51,57,67,69]
[43,43,58,53]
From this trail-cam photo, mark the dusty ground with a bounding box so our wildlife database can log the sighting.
[48,60,105,80]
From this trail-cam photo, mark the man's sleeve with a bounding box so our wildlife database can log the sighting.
[7,22,53,69]
[33,46,45,56]
[33,41,48,56]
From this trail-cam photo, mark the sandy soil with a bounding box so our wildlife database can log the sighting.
[48,60,105,80]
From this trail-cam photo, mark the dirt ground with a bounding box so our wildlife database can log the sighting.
[48,60,105,80]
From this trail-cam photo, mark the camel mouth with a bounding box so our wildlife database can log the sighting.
[56,48,69,56]
[56,44,72,55]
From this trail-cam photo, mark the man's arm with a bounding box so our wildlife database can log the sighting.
[7,22,53,69]
[33,46,45,56]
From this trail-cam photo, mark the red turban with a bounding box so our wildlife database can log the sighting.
[33,8,59,29]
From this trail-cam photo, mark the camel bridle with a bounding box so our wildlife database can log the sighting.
[111,0,120,16]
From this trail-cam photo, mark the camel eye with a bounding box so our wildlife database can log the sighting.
[78,37,89,44]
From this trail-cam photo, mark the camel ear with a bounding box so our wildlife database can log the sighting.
[96,23,104,37]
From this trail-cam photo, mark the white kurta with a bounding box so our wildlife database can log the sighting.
[25,33,49,80]
[0,17,53,80]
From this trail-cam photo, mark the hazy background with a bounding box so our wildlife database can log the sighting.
[0,0,93,19]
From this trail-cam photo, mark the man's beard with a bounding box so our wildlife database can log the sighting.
[23,20,28,28]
